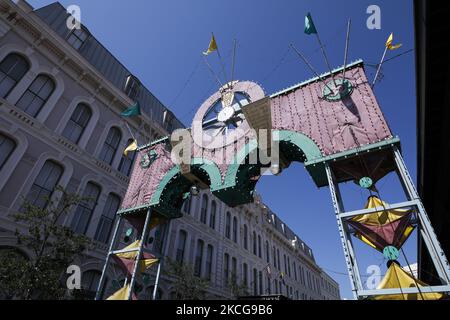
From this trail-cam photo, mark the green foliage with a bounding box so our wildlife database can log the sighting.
[163,258,209,300]
[0,187,90,300]
[229,273,249,298]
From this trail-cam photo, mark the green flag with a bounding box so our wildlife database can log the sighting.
[120,101,141,117]
[304,13,317,35]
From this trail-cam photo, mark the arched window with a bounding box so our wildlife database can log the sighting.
[223,253,229,286]
[252,231,257,255]
[153,221,168,254]
[200,194,208,224]
[232,217,237,243]
[231,257,237,281]
[277,249,281,271]
[16,74,55,117]
[62,103,92,144]
[293,261,297,281]
[209,200,216,229]
[242,263,248,287]
[67,27,89,50]
[273,246,277,268]
[94,193,120,243]
[205,245,213,280]
[81,270,101,300]
[182,196,191,214]
[23,160,63,209]
[258,235,262,258]
[287,256,291,277]
[118,138,136,176]
[243,224,248,250]
[253,268,257,295]
[99,127,121,165]
[0,53,29,98]
[194,239,204,277]
[258,271,263,295]
[225,212,231,239]
[71,182,101,234]
[265,241,270,263]
[0,133,16,170]
[175,230,187,263]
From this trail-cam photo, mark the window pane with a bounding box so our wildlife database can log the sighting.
[16,91,34,111]
[0,77,15,98]
[9,59,29,80]
[0,134,16,169]
[63,104,91,144]
[77,105,91,126]
[0,55,17,73]
[24,161,62,209]
[71,182,100,234]
[37,79,54,100]
[100,128,121,164]
[94,194,120,242]
[0,54,29,98]
[29,75,47,92]
[16,75,54,117]
[24,97,44,117]
[176,230,187,263]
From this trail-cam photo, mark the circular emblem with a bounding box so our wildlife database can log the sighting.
[383,246,400,261]
[322,78,353,101]
[140,149,158,169]
[192,80,265,149]
[359,176,373,189]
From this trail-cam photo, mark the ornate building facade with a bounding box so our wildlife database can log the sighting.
[0,0,339,300]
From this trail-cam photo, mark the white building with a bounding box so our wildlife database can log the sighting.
[0,0,340,300]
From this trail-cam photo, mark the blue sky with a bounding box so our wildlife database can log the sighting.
[30,0,417,299]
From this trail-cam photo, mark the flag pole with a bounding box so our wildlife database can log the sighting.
[203,55,223,88]
[314,32,337,88]
[230,39,237,88]
[371,45,388,89]
[290,44,334,93]
[124,121,136,142]
[215,36,229,89]
[342,18,351,83]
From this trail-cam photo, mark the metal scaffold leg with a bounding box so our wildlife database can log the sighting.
[127,208,153,300]
[325,146,450,299]
[95,215,123,300]
[152,219,171,300]
[325,164,362,299]
[393,147,450,283]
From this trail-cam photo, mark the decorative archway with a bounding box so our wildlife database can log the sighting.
[97,61,450,300]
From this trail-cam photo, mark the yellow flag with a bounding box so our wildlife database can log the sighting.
[107,284,130,300]
[385,33,402,50]
[123,139,137,156]
[203,33,218,55]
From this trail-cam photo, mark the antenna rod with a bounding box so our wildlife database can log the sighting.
[203,55,223,88]
[215,41,229,89]
[371,45,388,89]
[124,121,136,142]
[230,39,237,88]
[315,32,337,88]
[342,18,351,82]
[290,44,334,93]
